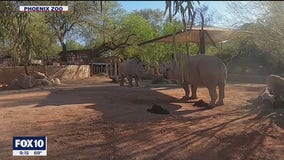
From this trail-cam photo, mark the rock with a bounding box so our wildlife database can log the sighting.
[17,74,35,89]
[147,104,170,114]
[193,100,213,108]
[8,79,21,90]
[53,78,61,85]
[40,79,53,86]
[33,79,42,87]
[110,76,119,83]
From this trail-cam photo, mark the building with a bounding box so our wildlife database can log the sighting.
[59,49,120,78]
[59,49,95,65]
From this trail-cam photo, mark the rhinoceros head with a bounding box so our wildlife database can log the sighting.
[134,59,148,76]
[160,53,188,80]
[160,61,177,80]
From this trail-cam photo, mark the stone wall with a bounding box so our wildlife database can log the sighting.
[0,65,90,84]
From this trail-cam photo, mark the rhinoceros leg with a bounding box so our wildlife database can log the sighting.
[216,83,225,106]
[182,83,190,100]
[134,77,139,87]
[127,77,133,87]
[208,86,217,106]
[190,85,198,99]
[120,76,124,86]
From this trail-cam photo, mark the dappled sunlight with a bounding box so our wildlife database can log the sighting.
[0,81,283,159]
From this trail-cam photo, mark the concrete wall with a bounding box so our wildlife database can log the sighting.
[0,65,90,84]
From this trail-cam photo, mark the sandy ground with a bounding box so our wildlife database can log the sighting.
[0,76,283,160]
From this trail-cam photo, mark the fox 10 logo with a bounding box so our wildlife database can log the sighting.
[13,136,47,156]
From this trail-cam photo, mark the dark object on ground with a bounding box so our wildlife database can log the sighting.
[147,104,170,114]
[193,100,213,108]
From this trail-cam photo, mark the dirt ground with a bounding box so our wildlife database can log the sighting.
[0,76,283,160]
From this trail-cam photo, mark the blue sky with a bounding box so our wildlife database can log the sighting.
[118,1,232,28]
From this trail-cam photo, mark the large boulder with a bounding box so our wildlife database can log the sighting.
[51,78,61,86]
[40,79,53,86]
[17,74,36,89]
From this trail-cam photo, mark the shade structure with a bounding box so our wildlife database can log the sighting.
[155,27,236,45]
[138,26,253,54]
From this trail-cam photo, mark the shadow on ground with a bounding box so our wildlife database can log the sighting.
[1,83,283,160]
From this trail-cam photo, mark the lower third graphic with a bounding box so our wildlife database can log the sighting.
[13,136,47,156]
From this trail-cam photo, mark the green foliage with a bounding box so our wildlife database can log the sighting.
[28,13,60,59]
[83,1,126,46]
[120,14,155,42]
[66,40,85,50]
[44,1,96,52]
[132,9,164,35]
[0,2,62,64]
[0,1,204,70]
[215,33,273,75]
[226,1,284,74]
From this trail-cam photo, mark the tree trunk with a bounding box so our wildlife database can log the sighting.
[24,42,31,75]
[60,41,67,52]
[24,63,29,75]
[59,39,67,62]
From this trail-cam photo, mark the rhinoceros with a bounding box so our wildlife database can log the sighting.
[267,74,284,99]
[161,53,227,106]
[118,58,148,87]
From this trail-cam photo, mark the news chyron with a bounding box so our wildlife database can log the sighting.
[13,136,47,156]
[19,6,68,12]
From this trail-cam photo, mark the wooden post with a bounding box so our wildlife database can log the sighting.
[114,62,117,76]
[110,62,113,77]
[106,64,109,76]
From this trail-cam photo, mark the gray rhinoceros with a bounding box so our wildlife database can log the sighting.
[267,74,284,102]
[161,53,227,106]
[118,58,148,87]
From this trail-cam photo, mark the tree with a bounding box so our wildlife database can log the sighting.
[0,1,63,74]
[80,1,139,57]
[226,1,265,28]
[0,1,34,74]
[82,1,126,46]
[66,40,85,50]
[132,9,165,35]
[28,13,61,61]
[227,1,284,73]
[164,1,199,55]
[194,5,220,27]
[44,1,95,53]
[115,13,155,60]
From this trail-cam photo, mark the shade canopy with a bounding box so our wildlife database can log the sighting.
[157,27,237,45]
[137,26,253,54]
